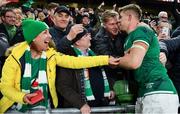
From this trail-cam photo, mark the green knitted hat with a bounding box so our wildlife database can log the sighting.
[22,19,49,44]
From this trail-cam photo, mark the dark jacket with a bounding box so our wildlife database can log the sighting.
[0,24,9,39]
[171,26,180,38]
[92,27,126,56]
[56,48,112,109]
[160,36,180,74]
[84,24,95,38]
[10,26,24,46]
[43,16,54,27]
[92,27,128,82]
[49,25,72,53]
[0,33,9,79]
[160,35,180,101]
[0,23,24,46]
[89,13,98,28]
[0,33,9,57]
[172,0,180,28]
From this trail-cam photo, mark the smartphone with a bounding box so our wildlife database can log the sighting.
[7,0,19,3]
[151,17,159,26]
[30,90,44,104]
[161,27,169,36]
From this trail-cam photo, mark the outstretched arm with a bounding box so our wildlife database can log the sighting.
[55,51,120,69]
[118,41,148,69]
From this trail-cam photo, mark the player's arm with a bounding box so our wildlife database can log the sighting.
[118,41,148,69]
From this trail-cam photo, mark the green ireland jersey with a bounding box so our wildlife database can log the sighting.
[124,26,177,97]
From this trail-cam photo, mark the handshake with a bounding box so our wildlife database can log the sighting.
[108,56,120,67]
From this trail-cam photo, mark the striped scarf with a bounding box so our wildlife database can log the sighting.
[72,46,110,101]
[16,47,48,112]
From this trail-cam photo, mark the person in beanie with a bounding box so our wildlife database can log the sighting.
[0,19,120,113]
[56,29,115,114]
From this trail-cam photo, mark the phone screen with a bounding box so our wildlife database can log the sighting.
[161,27,169,36]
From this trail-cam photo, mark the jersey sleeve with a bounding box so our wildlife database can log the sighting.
[132,26,154,46]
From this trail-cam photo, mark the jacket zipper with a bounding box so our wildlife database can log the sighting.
[12,55,22,69]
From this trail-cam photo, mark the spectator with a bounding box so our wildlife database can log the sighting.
[0,33,9,57]
[0,7,24,46]
[93,10,127,85]
[75,7,85,24]
[158,11,169,22]
[88,8,98,28]
[150,11,172,34]
[0,19,119,113]
[0,8,17,43]
[8,7,25,46]
[37,10,46,21]
[13,8,23,27]
[156,21,171,40]
[43,2,59,27]
[160,32,180,103]
[81,13,90,28]
[56,29,115,114]
[118,4,178,113]
[158,11,172,31]
[24,8,35,20]
[80,12,95,38]
[50,5,93,108]
[0,33,9,99]
[0,33,9,77]
[50,5,84,53]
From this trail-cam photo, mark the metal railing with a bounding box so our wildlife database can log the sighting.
[6,105,135,114]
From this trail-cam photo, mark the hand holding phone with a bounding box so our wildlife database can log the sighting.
[30,90,44,104]
[161,27,169,36]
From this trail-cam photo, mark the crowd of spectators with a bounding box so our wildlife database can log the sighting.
[0,0,180,113]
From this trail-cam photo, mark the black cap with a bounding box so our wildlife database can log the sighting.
[54,5,71,15]
[82,12,89,18]
[72,28,89,44]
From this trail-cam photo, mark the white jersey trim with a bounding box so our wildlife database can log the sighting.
[144,91,175,96]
